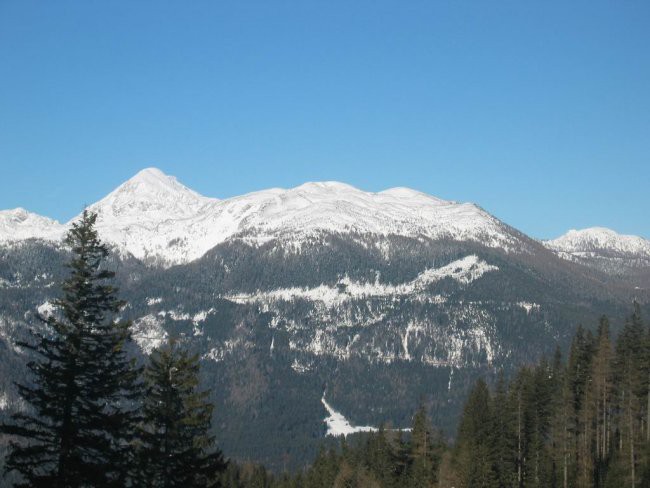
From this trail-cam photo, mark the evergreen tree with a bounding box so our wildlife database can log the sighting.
[527,359,555,487]
[454,378,497,488]
[592,316,613,485]
[1,210,141,487]
[139,338,226,487]
[363,425,396,486]
[303,447,339,488]
[565,325,595,487]
[549,346,571,488]
[491,372,518,488]
[613,305,646,487]
[406,405,441,487]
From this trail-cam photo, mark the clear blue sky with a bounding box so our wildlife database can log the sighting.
[1,1,648,239]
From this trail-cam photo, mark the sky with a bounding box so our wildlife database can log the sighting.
[0,1,648,239]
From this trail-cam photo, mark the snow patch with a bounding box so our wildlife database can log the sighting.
[158,310,190,321]
[192,309,213,323]
[322,395,377,437]
[291,358,311,373]
[227,255,497,306]
[516,302,540,314]
[192,309,213,336]
[203,347,225,363]
[0,393,9,410]
[37,301,56,318]
[132,314,168,354]
[402,322,424,361]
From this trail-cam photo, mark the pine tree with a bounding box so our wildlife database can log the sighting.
[510,368,534,487]
[549,346,572,488]
[1,210,141,487]
[303,447,339,488]
[364,425,396,486]
[406,405,440,487]
[529,358,556,487]
[564,325,595,487]
[454,379,497,488]
[139,338,226,487]
[613,305,646,487]
[491,372,517,488]
[592,316,613,485]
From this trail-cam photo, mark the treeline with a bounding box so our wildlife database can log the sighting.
[219,305,650,488]
[453,306,650,488]
[220,407,448,488]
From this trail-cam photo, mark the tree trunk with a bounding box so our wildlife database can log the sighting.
[629,394,635,488]
[647,370,650,443]
[518,392,522,487]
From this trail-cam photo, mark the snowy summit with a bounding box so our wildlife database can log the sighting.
[1,167,647,266]
[0,207,65,243]
[0,168,514,264]
[545,227,650,259]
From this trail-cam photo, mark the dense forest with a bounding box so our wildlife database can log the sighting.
[219,305,650,488]
[1,211,649,487]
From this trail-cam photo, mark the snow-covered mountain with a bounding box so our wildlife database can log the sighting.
[0,168,521,264]
[1,167,649,469]
[2,168,648,272]
[0,208,64,243]
[545,227,650,269]
[546,227,650,257]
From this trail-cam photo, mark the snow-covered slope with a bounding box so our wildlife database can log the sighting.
[85,168,220,262]
[227,255,498,307]
[0,208,64,243]
[86,168,519,263]
[321,395,377,437]
[545,227,650,265]
[213,182,515,248]
[0,168,523,264]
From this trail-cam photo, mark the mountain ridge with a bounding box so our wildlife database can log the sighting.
[0,168,648,270]
[1,168,649,469]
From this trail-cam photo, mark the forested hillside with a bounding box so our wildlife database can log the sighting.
[220,305,650,488]
[1,172,649,474]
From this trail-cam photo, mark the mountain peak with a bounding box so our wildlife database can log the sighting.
[130,166,173,183]
[545,227,650,258]
[116,167,200,197]
[0,208,63,242]
[0,169,542,263]
[293,181,360,193]
[83,168,217,224]
[4,207,30,220]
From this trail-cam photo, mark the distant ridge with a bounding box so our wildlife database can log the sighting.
[1,168,648,267]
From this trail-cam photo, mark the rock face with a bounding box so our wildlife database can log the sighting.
[0,168,648,469]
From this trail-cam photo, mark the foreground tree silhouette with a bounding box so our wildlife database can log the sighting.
[139,339,226,487]
[1,210,141,487]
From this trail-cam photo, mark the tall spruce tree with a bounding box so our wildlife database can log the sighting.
[454,378,497,488]
[139,339,226,487]
[592,316,613,485]
[406,405,441,487]
[1,210,141,487]
[613,304,646,487]
[491,372,518,488]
